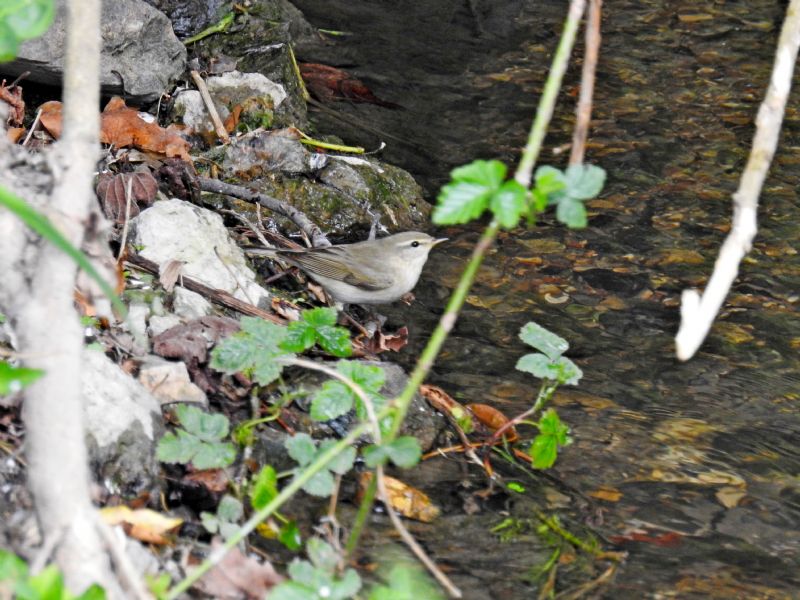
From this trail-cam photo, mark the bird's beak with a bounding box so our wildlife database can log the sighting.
[432,238,448,246]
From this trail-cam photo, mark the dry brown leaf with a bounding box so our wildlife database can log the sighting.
[588,486,623,503]
[39,97,193,162]
[184,468,230,493]
[467,403,517,441]
[194,538,283,599]
[0,81,25,126]
[159,259,186,292]
[95,171,158,223]
[100,506,182,544]
[359,472,440,523]
[420,383,474,433]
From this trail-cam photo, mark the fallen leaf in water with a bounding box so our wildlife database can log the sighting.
[714,321,755,344]
[359,472,440,522]
[467,403,517,441]
[588,486,623,502]
[421,384,474,433]
[678,13,713,23]
[100,506,182,544]
[194,538,283,599]
[610,530,682,547]
[715,486,747,509]
[300,63,402,109]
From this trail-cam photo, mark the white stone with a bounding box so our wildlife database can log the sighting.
[148,314,182,337]
[138,358,207,406]
[130,199,269,306]
[173,287,212,320]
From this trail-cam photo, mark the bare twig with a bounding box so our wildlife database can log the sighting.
[189,70,230,144]
[21,108,42,146]
[675,0,800,360]
[569,0,602,166]
[116,176,134,262]
[94,518,151,600]
[198,177,331,248]
[124,252,286,324]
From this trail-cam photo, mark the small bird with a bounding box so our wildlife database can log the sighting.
[248,231,447,306]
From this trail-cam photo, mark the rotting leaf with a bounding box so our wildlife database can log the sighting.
[100,506,182,545]
[420,383,474,433]
[194,538,283,599]
[467,403,517,441]
[359,472,440,522]
[95,171,158,223]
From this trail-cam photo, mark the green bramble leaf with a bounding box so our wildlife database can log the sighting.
[216,495,243,522]
[564,164,606,200]
[281,308,352,357]
[433,160,507,225]
[156,429,203,464]
[279,520,303,551]
[368,561,443,600]
[529,409,571,469]
[1,0,55,42]
[489,180,528,229]
[0,361,44,395]
[191,441,237,469]
[310,380,354,421]
[301,307,337,328]
[534,166,567,196]
[556,197,587,229]
[319,439,356,474]
[0,549,28,581]
[211,317,292,385]
[519,322,568,360]
[302,469,335,497]
[285,433,317,466]
[307,538,339,572]
[364,437,421,468]
[0,22,19,63]
[314,325,352,357]
[176,404,229,442]
[250,465,278,510]
[281,323,317,353]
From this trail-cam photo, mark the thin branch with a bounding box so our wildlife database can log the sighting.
[189,70,230,144]
[675,0,800,360]
[569,0,602,166]
[198,177,331,248]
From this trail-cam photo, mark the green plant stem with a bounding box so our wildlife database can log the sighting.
[515,0,586,188]
[345,474,377,557]
[164,418,375,600]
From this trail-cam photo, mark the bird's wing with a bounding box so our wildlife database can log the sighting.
[279,247,393,291]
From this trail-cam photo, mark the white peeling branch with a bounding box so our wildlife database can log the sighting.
[675,0,800,361]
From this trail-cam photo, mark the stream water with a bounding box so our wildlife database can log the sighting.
[291,0,800,597]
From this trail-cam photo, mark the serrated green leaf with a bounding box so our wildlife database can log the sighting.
[175,404,203,434]
[76,583,106,600]
[302,469,335,497]
[216,495,243,522]
[386,436,422,468]
[210,336,253,374]
[239,316,286,345]
[200,511,220,534]
[287,559,317,585]
[307,538,339,572]
[268,580,315,600]
[319,440,356,475]
[556,197,587,229]
[534,165,566,193]
[519,322,568,359]
[156,429,202,464]
[0,549,28,580]
[285,433,317,466]
[3,0,55,41]
[281,322,317,353]
[337,361,385,394]
[538,409,570,444]
[516,353,563,381]
[362,444,390,468]
[564,164,606,200]
[251,353,287,386]
[192,411,230,442]
[330,569,362,600]
[250,465,278,510]
[315,325,352,357]
[192,441,236,469]
[489,180,527,229]
[279,520,303,551]
[369,562,443,600]
[432,160,507,225]
[0,361,44,395]
[552,356,583,385]
[302,307,338,328]
[27,564,64,598]
[311,381,354,421]
[529,432,559,469]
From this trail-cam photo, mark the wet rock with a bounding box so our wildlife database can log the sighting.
[130,198,270,306]
[173,71,287,140]
[82,349,163,498]
[138,357,208,406]
[222,129,320,176]
[143,0,229,39]
[173,288,212,320]
[0,0,186,105]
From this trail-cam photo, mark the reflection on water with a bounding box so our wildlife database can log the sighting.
[294,0,800,596]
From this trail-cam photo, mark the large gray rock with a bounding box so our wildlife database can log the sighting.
[0,0,186,104]
[130,198,270,306]
[82,349,164,497]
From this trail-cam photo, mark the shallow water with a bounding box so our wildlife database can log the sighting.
[293,0,800,597]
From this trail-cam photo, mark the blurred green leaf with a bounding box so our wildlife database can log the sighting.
[250,465,278,510]
[489,180,528,229]
[285,433,317,466]
[519,322,568,359]
[319,439,356,475]
[1,0,55,41]
[211,317,292,386]
[556,197,587,229]
[433,160,507,224]
[279,520,303,551]
[529,409,571,469]
[564,164,606,200]
[364,437,421,468]
[0,361,44,395]
[310,380,353,421]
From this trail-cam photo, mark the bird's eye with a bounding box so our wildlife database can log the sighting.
[411,241,420,248]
